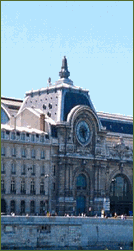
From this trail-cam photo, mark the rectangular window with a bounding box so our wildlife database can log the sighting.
[30,201,35,213]
[53,165,56,176]
[32,165,35,175]
[31,149,35,158]
[1,162,5,174]
[53,183,55,191]
[41,150,45,159]
[30,181,35,194]
[12,148,16,157]
[1,131,5,139]
[11,180,16,193]
[1,179,5,192]
[21,164,26,175]
[11,163,16,174]
[21,180,25,194]
[22,148,26,158]
[1,147,5,156]
[41,165,45,176]
[40,180,44,194]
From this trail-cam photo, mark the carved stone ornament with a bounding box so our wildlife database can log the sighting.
[109,137,133,160]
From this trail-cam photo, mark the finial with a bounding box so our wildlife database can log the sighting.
[59,56,70,79]
[47,77,52,86]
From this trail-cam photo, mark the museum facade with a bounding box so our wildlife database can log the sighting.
[1,57,133,216]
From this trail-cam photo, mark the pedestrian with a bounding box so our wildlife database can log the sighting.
[114,212,117,218]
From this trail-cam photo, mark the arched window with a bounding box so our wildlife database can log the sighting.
[110,175,130,200]
[76,174,87,190]
[30,201,35,214]
[21,200,25,214]
[1,108,9,124]
[10,200,16,213]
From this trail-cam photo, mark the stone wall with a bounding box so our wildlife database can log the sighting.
[1,216,133,249]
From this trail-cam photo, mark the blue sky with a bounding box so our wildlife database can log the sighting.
[1,1,133,116]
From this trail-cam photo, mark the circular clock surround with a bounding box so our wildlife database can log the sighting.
[75,120,91,146]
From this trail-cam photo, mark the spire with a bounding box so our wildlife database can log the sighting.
[59,56,70,79]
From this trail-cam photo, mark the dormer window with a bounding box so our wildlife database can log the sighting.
[31,134,35,142]
[11,132,15,140]
[40,135,44,143]
[21,133,25,141]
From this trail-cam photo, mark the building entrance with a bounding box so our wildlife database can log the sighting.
[110,174,133,215]
[76,196,86,215]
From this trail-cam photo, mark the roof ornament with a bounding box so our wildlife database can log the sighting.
[59,56,70,79]
[47,77,52,86]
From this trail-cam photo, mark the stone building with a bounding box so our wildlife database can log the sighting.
[1,57,133,216]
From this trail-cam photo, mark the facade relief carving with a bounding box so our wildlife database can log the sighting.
[108,137,133,160]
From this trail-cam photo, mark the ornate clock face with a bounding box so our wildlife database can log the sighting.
[75,120,91,145]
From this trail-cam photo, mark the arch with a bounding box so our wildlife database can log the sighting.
[1,199,6,213]
[67,105,102,132]
[109,174,133,215]
[1,105,10,124]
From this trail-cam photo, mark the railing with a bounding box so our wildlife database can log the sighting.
[10,190,16,194]
[21,190,26,195]
[30,190,36,195]
[40,190,45,195]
